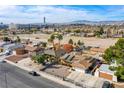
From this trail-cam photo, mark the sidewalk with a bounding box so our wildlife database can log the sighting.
[5,59,80,88]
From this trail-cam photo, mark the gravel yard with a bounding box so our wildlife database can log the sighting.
[17,57,71,78]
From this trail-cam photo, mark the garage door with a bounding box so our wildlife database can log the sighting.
[99,72,113,81]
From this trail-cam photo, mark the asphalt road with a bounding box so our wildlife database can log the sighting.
[0,62,67,88]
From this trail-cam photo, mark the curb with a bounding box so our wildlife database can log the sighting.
[5,60,80,88]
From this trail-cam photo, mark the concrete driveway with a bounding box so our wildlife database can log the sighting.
[65,71,106,88]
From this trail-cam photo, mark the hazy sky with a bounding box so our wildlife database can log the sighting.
[0,5,124,24]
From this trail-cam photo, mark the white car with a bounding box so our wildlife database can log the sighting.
[4,50,11,55]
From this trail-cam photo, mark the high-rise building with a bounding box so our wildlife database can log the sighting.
[43,17,46,24]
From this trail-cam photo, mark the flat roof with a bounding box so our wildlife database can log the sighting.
[99,64,114,74]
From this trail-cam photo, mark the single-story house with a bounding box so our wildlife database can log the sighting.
[3,43,24,51]
[112,34,123,38]
[74,45,85,52]
[95,64,117,82]
[44,49,66,58]
[71,57,101,74]
[0,41,11,47]
[63,44,73,53]
[60,53,75,65]
[25,45,44,56]
[90,47,105,53]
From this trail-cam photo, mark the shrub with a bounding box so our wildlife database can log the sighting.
[109,66,117,71]
[115,66,124,80]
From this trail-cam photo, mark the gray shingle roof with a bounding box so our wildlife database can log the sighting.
[44,49,66,57]
[4,43,24,50]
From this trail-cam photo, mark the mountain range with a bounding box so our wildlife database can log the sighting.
[69,20,124,25]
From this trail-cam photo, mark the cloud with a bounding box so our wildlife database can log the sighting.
[0,5,124,24]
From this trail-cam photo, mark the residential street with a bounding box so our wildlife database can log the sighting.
[0,62,67,88]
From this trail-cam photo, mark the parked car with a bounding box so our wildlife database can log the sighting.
[28,71,39,76]
[5,50,11,56]
[0,60,6,63]
[102,81,112,88]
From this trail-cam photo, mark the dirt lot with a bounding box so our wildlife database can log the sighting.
[17,57,71,78]
[16,33,117,49]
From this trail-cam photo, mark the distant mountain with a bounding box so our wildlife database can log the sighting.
[11,20,124,26]
[69,20,124,25]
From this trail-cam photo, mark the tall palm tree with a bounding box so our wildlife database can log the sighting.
[48,32,63,63]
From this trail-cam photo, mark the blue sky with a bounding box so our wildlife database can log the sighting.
[0,5,124,24]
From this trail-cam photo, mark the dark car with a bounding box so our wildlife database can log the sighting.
[29,71,39,76]
[102,81,112,88]
[0,60,6,63]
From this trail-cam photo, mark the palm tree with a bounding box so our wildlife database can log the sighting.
[16,36,21,43]
[3,36,10,42]
[42,42,47,48]
[68,39,73,45]
[48,32,63,63]
[31,28,37,34]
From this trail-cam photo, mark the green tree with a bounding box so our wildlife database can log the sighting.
[48,32,63,47]
[103,38,124,65]
[48,32,63,62]
[65,29,71,33]
[3,37,10,42]
[77,40,84,46]
[16,36,21,43]
[31,28,37,34]
[42,42,47,48]
[74,29,81,33]
[115,38,124,49]
[103,46,116,64]
[68,39,73,45]
[32,55,46,65]
[94,27,104,37]
[115,66,124,80]
[99,27,104,34]
[103,38,124,80]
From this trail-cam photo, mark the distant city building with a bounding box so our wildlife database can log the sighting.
[9,23,17,34]
[0,22,8,30]
[9,23,17,30]
[43,17,46,24]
